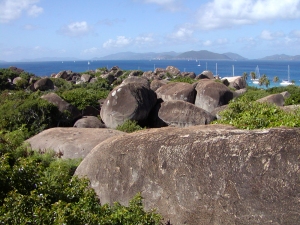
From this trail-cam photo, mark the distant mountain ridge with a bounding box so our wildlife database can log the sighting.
[260,54,300,61]
[95,50,246,61]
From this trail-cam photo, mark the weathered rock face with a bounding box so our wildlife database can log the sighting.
[150,79,168,92]
[26,127,126,159]
[156,82,196,103]
[73,116,106,128]
[222,76,247,90]
[12,77,26,85]
[100,83,157,128]
[166,66,180,76]
[181,72,196,79]
[197,70,214,79]
[195,79,233,112]
[33,77,54,91]
[257,93,285,106]
[121,76,150,88]
[75,125,300,225]
[158,100,215,127]
[41,93,81,121]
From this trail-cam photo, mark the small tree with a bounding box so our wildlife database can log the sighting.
[242,72,248,81]
[273,76,279,83]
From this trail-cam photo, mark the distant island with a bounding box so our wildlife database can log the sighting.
[2,50,300,62]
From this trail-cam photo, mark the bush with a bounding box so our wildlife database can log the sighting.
[116,120,145,133]
[0,132,162,225]
[170,76,195,84]
[0,90,70,137]
[60,87,109,110]
[213,98,300,129]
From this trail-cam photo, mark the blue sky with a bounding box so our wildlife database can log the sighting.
[1,0,300,61]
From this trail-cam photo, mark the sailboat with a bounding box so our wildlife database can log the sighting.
[197,61,201,66]
[280,65,293,86]
[252,65,260,84]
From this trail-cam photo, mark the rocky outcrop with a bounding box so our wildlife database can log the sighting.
[41,93,81,122]
[150,79,168,91]
[222,76,247,90]
[26,127,125,159]
[257,93,285,106]
[75,125,300,225]
[33,77,54,91]
[166,66,180,76]
[73,116,106,128]
[195,79,233,112]
[121,76,150,88]
[100,83,157,128]
[158,100,215,127]
[197,70,214,79]
[156,82,196,103]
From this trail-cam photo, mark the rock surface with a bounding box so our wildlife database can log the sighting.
[26,127,125,159]
[75,125,300,225]
[156,82,196,103]
[195,79,233,112]
[41,93,82,122]
[158,100,215,127]
[257,93,285,106]
[73,116,106,128]
[100,83,157,128]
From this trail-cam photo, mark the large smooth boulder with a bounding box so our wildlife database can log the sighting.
[166,66,180,76]
[100,83,157,128]
[26,127,125,159]
[197,70,214,79]
[121,76,150,88]
[222,76,246,90]
[195,79,233,112]
[158,100,215,127]
[156,82,196,103]
[150,79,168,92]
[257,93,285,106]
[41,93,81,121]
[73,116,106,128]
[33,77,54,91]
[75,125,300,225]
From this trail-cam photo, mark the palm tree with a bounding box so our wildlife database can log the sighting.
[265,78,270,88]
[273,76,279,83]
[242,72,248,81]
[250,71,256,80]
[291,80,295,84]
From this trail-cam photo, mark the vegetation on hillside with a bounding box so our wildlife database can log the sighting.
[0,65,300,223]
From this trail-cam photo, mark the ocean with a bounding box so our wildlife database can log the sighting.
[1,60,300,87]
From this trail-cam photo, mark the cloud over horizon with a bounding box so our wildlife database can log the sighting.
[0,0,43,23]
[196,0,300,30]
[58,21,93,37]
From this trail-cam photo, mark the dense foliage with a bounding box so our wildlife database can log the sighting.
[0,131,162,224]
[116,120,145,133]
[213,97,300,129]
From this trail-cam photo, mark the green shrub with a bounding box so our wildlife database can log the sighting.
[170,76,195,84]
[213,99,300,129]
[0,132,162,225]
[116,120,145,133]
[60,87,109,110]
[0,91,70,137]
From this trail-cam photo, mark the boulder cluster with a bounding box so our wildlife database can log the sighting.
[19,65,300,225]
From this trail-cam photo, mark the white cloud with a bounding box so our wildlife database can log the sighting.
[0,0,43,23]
[139,0,183,11]
[135,35,154,45]
[290,30,300,38]
[27,4,43,17]
[167,26,194,42]
[260,30,285,40]
[103,36,132,48]
[23,24,39,30]
[260,30,273,40]
[83,47,99,54]
[196,0,300,30]
[58,21,92,37]
[203,40,212,46]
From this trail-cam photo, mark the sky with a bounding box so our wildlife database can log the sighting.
[1,0,300,61]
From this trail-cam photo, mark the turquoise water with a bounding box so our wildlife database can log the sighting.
[1,60,299,87]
